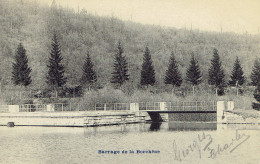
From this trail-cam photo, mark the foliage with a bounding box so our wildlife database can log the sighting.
[141,47,156,87]
[80,51,97,89]
[229,56,246,86]
[111,41,129,87]
[46,33,67,90]
[251,58,260,110]
[252,65,260,110]
[0,0,260,93]
[165,52,182,88]
[186,54,202,86]
[253,84,260,110]
[253,84,260,103]
[250,58,260,86]
[11,43,32,86]
[208,48,226,95]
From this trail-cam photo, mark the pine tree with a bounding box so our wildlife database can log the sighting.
[81,51,97,90]
[252,59,260,110]
[208,48,226,96]
[253,84,260,110]
[141,47,156,87]
[250,59,260,86]
[11,43,32,86]
[229,56,246,95]
[186,54,202,95]
[46,33,67,92]
[165,52,182,93]
[111,41,129,87]
[229,57,245,86]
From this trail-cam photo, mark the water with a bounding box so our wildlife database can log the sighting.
[0,123,259,164]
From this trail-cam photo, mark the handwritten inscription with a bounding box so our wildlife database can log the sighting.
[173,130,250,161]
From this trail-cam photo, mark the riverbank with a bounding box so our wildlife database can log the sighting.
[225,109,260,124]
[226,109,260,119]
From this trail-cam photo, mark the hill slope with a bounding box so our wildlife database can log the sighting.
[0,0,260,90]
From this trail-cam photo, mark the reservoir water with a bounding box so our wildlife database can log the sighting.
[0,123,259,164]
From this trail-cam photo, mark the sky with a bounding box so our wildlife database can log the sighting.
[39,0,260,34]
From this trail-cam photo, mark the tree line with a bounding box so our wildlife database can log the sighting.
[11,33,260,109]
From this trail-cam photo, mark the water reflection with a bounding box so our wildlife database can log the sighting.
[82,122,219,135]
[168,122,217,131]
[149,122,162,131]
[80,122,260,136]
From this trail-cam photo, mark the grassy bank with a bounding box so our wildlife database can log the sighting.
[226,110,260,119]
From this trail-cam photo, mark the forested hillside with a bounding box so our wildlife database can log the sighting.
[1,0,260,91]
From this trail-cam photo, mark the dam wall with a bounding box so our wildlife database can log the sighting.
[0,111,145,127]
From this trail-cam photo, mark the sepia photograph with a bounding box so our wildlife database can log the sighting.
[0,0,259,163]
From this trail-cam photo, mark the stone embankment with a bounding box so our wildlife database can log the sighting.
[0,111,146,127]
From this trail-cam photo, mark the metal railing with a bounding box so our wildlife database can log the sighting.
[0,105,9,113]
[53,103,84,112]
[165,101,217,111]
[95,103,130,111]
[2,101,217,113]
[19,104,47,112]
[17,103,89,112]
[139,102,160,111]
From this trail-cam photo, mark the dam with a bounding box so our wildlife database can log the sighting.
[0,101,234,127]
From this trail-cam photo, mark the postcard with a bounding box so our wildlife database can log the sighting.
[0,0,259,163]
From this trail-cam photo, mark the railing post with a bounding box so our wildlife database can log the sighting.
[104,104,106,111]
[62,104,63,112]
[196,101,198,111]
[70,103,72,111]
[77,104,80,111]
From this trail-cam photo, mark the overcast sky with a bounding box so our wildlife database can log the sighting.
[39,0,260,34]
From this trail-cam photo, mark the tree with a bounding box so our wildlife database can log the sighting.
[252,58,260,110]
[11,43,32,87]
[81,51,97,90]
[165,52,182,94]
[253,83,260,110]
[229,56,246,95]
[46,33,67,95]
[111,41,129,87]
[186,54,202,95]
[141,47,156,87]
[250,58,260,86]
[208,48,226,96]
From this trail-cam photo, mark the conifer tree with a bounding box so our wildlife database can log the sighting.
[111,41,129,87]
[186,54,202,95]
[250,59,260,86]
[46,33,67,93]
[81,51,97,90]
[11,43,32,86]
[141,47,156,87]
[252,58,260,110]
[165,52,182,93]
[253,83,260,110]
[229,57,245,86]
[208,48,226,96]
[229,57,246,95]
